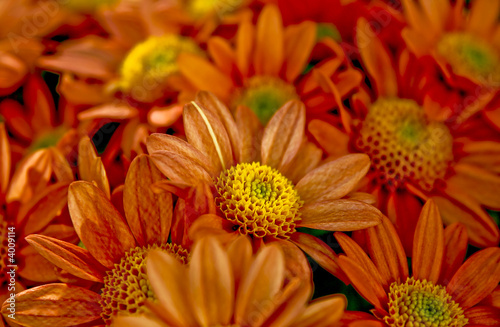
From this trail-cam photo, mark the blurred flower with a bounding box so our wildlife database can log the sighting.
[178,4,364,125]
[310,18,500,251]
[147,91,382,281]
[1,154,187,326]
[335,200,500,327]
[115,235,346,327]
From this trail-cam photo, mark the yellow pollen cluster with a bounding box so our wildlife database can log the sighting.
[118,35,202,102]
[383,277,468,327]
[215,162,303,239]
[355,98,453,191]
[234,76,299,124]
[100,243,189,325]
[187,0,243,18]
[437,32,500,87]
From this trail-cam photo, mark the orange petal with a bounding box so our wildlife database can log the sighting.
[77,103,139,121]
[478,285,500,307]
[178,53,233,99]
[412,200,444,284]
[148,104,184,127]
[337,255,389,311]
[23,75,54,131]
[465,306,500,326]
[68,181,136,269]
[335,232,385,288]
[235,244,285,325]
[1,284,101,327]
[16,182,70,235]
[195,91,241,163]
[25,235,106,283]
[284,21,316,82]
[261,100,305,171]
[284,141,322,184]
[235,104,262,163]
[293,294,346,327]
[254,5,284,76]
[420,0,449,35]
[447,163,500,210]
[146,250,196,326]
[273,239,312,281]
[440,223,468,285]
[123,154,173,247]
[0,123,10,195]
[432,194,500,247]
[447,247,500,309]
[207,37,235,76]
[189,237,234,326]
[148,136,214,185]
[188,214,238,243]
[236,20,254,78]
[308,119,350,159]
[184,101,234,175]
[299,199,382,231]
[113,316,164,327]
[78,136,110,199]
[227,236,253,289]
[365,216,409,291]
[295,154,370,203]
[290,232,348,284]
[356,18,398,97]
[467,0,500,36]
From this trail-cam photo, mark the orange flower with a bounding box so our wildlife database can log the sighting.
[115,235,346,327]
[1,154,187,326]
[177,4,364,125]
[401,0,500,90]
[309,18,500,251]
[335,200,500,327]
[0,122,79,323]
[147,91,382,281]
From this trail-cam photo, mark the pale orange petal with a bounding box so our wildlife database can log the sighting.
[25,235,106,283]
[189,237,234,326]
[78,136,110,199]
[1,284,101,327]
[68,181,136,269]
[77,103,139,121]
[261,100,305,171]
[308,120,349,159]
[447,247,500,309]
[235,104,262,163]
[412,200,444,284]
[184,101,234,175]
[146,250,196,326]
[295,154,370,203]
[207,37,235,76]
[227,236,253,289]
[113,316,165,327]
[188,214,238,243]
[123,154,173,247]
[254,5,284,76]
[273,239,312,281]
[299,199,382,231]
[235,244,285,325]
[292,295,346,327]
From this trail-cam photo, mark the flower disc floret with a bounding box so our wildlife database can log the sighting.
[384,277,468,327]
[215,162,303,239]
[356,98,453,191]
[100,243,189,324]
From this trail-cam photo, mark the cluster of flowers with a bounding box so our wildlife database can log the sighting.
[1,0,500,326]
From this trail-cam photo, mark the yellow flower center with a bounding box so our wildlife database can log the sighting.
[234,76,299,124]
[100,243,189,325]
[384,277,468,327]
[436,32,500,86]
[215,162,303,239]
[118,35,202,102]
[187,0,243,18]
[356,98,453,191]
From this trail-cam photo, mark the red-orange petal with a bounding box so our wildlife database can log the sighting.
[465,306,500,326]
[447,247,500,309]
[284,21,316,82]
[68,181,136,269]
[412,200,444,284]
[123,154,173,247]
[440,222,468,285]
[1,284,102,327]
[0,123,10,195]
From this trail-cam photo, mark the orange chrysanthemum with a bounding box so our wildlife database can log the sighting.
[1,154,187,326]
[147,91,382,281]
[177,4,364,125]
[310,18,500,251]
[114,235,347,327]
[335,200,500,327]
[401,0,500,90]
